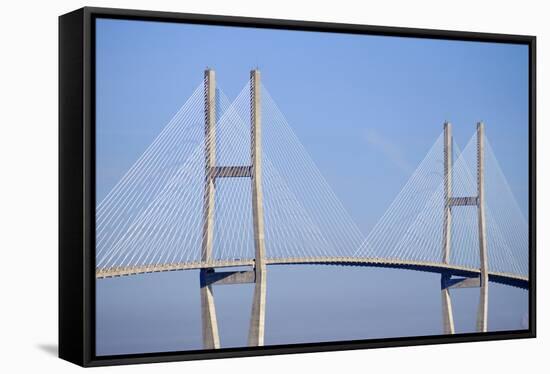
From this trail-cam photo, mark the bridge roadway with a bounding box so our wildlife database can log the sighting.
[96,257,529,289]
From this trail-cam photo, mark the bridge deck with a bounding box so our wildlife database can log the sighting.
[96,257,529,289]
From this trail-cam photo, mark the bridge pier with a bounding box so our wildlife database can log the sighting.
[441,122,455,335]
[199,69,267,349]
[200,270,221,349]
[441,286,455,334]
[200,69,221,349]
[476,122,489,332]
[249,264,267,346]
[248,69,267,346]
[440,121,489,334]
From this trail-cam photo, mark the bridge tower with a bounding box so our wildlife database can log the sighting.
[200,69,220,349]
[200,69,267,349]
[441,121,489,334]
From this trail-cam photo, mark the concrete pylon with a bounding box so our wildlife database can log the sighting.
[440,121,489,334]
[476,122,489,332]
[441,122,455,335]
[248,69,267,346]
[200,69,221,349]
[198,69,267,349]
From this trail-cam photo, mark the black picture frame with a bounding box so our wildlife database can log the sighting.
[59,6,536,367]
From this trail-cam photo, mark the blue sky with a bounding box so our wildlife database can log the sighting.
[96,18,529,228]
[95,18,529,355]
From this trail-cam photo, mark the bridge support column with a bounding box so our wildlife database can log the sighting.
[248,69,267,346]
[200,273,220,349]
[200,69,220,349]
[440,121,489,334]
[198,69,267,349]
[476,122,489,333]
[441,122,455,334]
[441,284,455,334]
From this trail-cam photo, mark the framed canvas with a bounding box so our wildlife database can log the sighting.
[59,6,536,367]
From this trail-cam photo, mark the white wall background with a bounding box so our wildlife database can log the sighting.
[0,0,546,372]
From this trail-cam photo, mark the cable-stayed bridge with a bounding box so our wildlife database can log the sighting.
[96,69,529,348]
